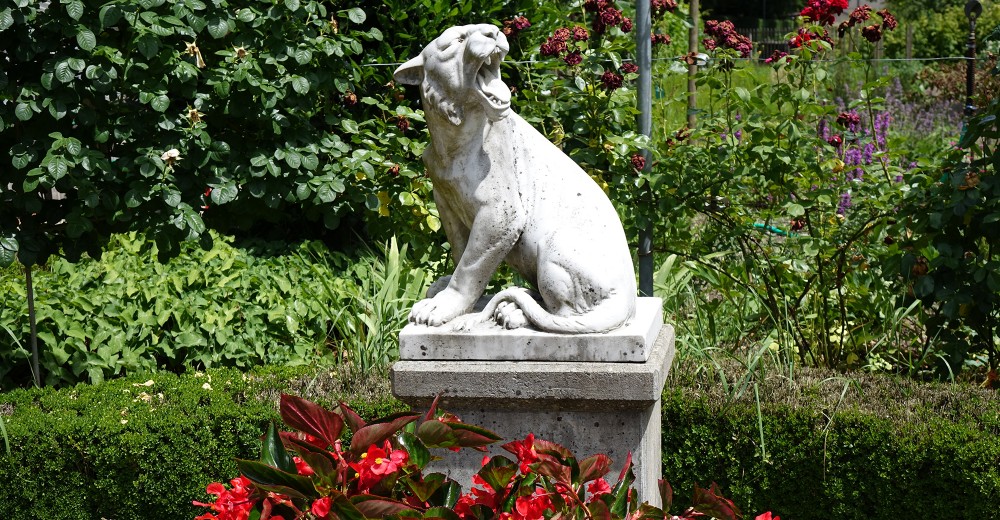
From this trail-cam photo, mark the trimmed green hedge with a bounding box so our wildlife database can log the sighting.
[0,365,404,519]
[2,363,999,519]
[662,364,1000,519]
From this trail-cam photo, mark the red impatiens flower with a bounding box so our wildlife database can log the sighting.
[349,441,409,492]
[193,476,257,520]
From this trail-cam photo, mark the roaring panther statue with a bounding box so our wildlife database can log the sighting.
[394,24,636,334]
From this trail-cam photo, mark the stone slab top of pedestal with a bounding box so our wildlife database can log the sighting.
[391,322,675,411]
[400,297,663,363]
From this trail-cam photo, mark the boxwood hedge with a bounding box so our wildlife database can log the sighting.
[1,363,998,519]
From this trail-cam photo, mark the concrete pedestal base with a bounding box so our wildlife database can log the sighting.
[390,303,674,506]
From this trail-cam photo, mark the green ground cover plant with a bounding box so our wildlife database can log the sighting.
[0,232,429,388]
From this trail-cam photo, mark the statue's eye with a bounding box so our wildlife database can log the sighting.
[457,37,465,43]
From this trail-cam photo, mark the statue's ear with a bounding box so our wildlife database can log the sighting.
[394,56,424,85]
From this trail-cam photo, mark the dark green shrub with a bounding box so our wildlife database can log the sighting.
[662,363,1000,520]
[0,364,403,519]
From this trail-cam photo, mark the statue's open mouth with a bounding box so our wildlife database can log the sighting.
[476,48,511,118]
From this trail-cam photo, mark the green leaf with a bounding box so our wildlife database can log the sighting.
[211,182,238,204]
[136,34,159,60]
[65,0,84,20]
[65,138,82,156]
[342,119,359,133]
[347,7,365,23]
[77,27,97,51]
[294,48,312,65]
[0,234,18,267]
[163,190,181,207]
[14,103,32,121]
[261,422,296,473]
[291,75,310,94]
[55,61,74,83]
[397,432,431,469]
[99,5,122,28]
[787,203,805,217]
[301,154,319,171]
[237,8,255,22]
[0,8,14,32]
[206,15,228,38]
[150,94,170,112]
[236,459,314,499]
[285,0,300,11]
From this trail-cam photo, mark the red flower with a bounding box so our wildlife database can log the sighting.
[764,50,788,64]
[651,33,672,46]
[586,478,612,497]
[312,496,332,518]
[800,0,848,26]
[396,116,410,133]
[849,5,871,25]
[877,9,897,31]
[755,513,781,520]
[861,23,882,42]
[563,50,583,66]
[651,0,678,17]
[620,62,639,74]
[513,489,554,520]
[836,111,860,128]
[349,441,409,492]
[600,70,624,91]
[193,476,257,520]
[827,134,843,147]
[571,25,590,42]
[621,17,633,33]
[503,433,540,473]
[293,456,315,477]
[630,153,646,171]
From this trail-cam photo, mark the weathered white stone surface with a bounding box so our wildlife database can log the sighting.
[391,324,675,506]
[394,24,637,334]
[400,297,662,362]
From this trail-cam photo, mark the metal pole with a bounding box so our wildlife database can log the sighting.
[687,0,700,128]
[25,265,40,388]
[964,0,982,118]
[636,0,654,297]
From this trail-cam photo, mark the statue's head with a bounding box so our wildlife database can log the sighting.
[394,24,512,125]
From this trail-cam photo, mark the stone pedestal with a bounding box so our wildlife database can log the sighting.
[391,297,674,506]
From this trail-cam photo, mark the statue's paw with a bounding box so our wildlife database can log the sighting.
[449,313,485,332]
[493,300,529,329]
[409,289,470,327]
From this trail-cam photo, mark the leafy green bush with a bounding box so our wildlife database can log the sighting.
[0,232,355,388]
[662,363,1000,520]
[0,365,404,520]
